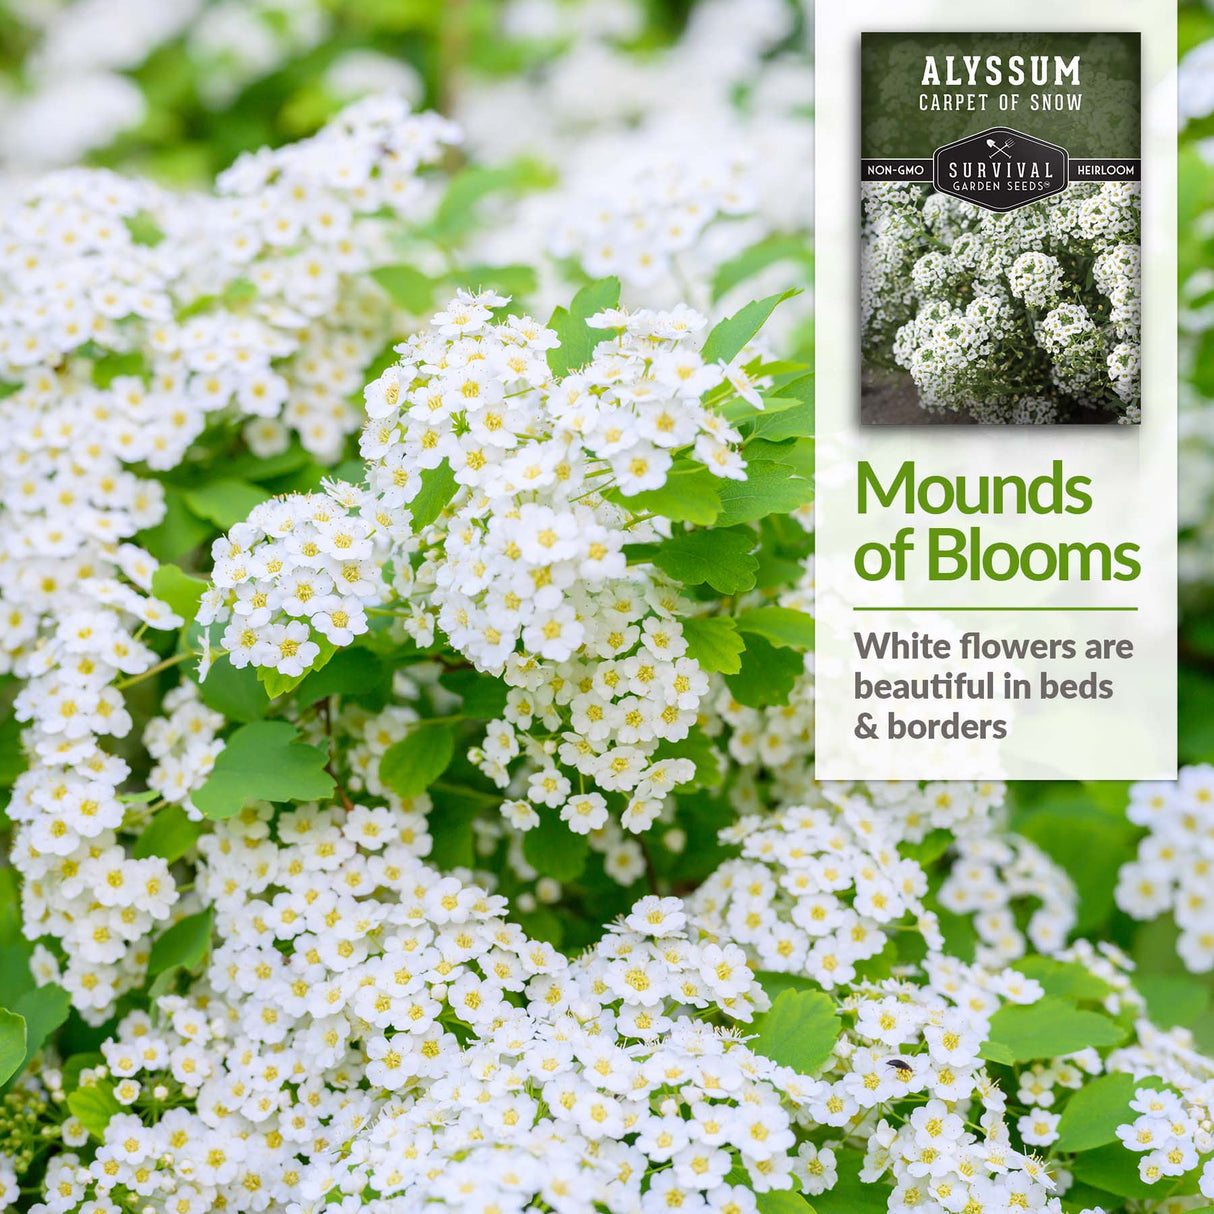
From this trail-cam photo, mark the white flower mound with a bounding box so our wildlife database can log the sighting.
[201,288,768,858]
[1115,764,1214,972]
[860,181,1141,423]
[24,782,1211,1214]
[0,95,459,1019]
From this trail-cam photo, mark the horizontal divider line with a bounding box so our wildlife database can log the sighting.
[851,605,1138,612]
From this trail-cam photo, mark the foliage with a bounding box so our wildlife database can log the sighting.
[0,5,1207,1214]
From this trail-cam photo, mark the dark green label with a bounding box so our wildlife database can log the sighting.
[861,32,1140,160]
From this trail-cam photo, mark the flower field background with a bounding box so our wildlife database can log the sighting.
[0,2,1210,1213]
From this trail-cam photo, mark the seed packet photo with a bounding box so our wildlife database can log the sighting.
[860,33,1142,425]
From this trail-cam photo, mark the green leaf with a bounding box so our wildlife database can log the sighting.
[641,527,757,594]
[750,373,814,441]
[257,636,338,699]
[0,1010,26,1086]
[62,1051,104,1093]
[725,633,804,709]
[1014,802,1137,933]
[150,564,206,625]
[370,264,437,313]
[439,669,509,718]
[293,648,387,703]
[609,466,722,525]
[0,713,26,788]
[225,444,314,484]
[735,607,815,651]
[654,727,723,790]
[192,722,335,819]
[752,398,815,442]
[756,972,820,999]
[518,908,564,947]
[183,479,269,530]
[899,828,953,866]
[1069,1143,1174,1199]
[92,350,147,388]
[979,1038,1016,1065]
[196,656,270,722]
[1135,973,1211,1028]
[812,1149,892,1214]
[0,870,33,1005]
[431,162,549,240]
[446,263,537,299]
[980,996,1126,1063]
[711,235,812,302]
[547,277,621,377]
[680,616,745,675]
[67,1082,122,1140]
[1178,667,1214,764]
[756,1193,815,1214]
[1010,957,1112,1002]
[223,278,256,307]
[427,785,485,869]
[750,989,840,1074]
[148,909,214,978]
[124,210,164,247]
[715,461,813,527]
[1055,1072,1161,1152]
[701,288,799,365]
[411,463,459,532]
[746,438,813,479]
[132,805,206,864]
[522,805,589,882]
[11,984,70,1076]
[138,486,212,562]
[379,723,457,799]
[118,790,158,805]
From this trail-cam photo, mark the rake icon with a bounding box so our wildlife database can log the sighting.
[986,137,1014,159]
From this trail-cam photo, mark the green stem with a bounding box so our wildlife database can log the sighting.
[115,651,196,690]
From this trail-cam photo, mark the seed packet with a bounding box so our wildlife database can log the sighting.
[859,33,1141,425]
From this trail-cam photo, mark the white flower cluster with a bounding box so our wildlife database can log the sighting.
[457,0,799,168]
[859,183,934,351]
[353,291,762,840]
[457,0,812,322]
[26,800,831,1214]
[186,0,329,107]
[691,788,941,985]
[13,772,1214,1214]
[1114,765,1214,972]
[143,681,226,812]
[861,182,1142,422]
[3,447,189,1016]
[1115,1085,1214,1190]
[175,94,460,460]
[692,784,1022,988]
[690,796,1109,1214]
[0,97,459,1020]
[938,834,1078,966]
[1094,243,1143,408]
[862,1093,1063,1208]
[0,0,199,173]
[6,696,200,1019]
[710,665,817,809]
[198,484,388,676]
[546,135,756,289]
[1007,251,1064,309]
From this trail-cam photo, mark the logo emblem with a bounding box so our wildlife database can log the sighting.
[932,126,1068,212]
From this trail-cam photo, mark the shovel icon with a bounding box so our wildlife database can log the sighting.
[986,137,1014,159]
